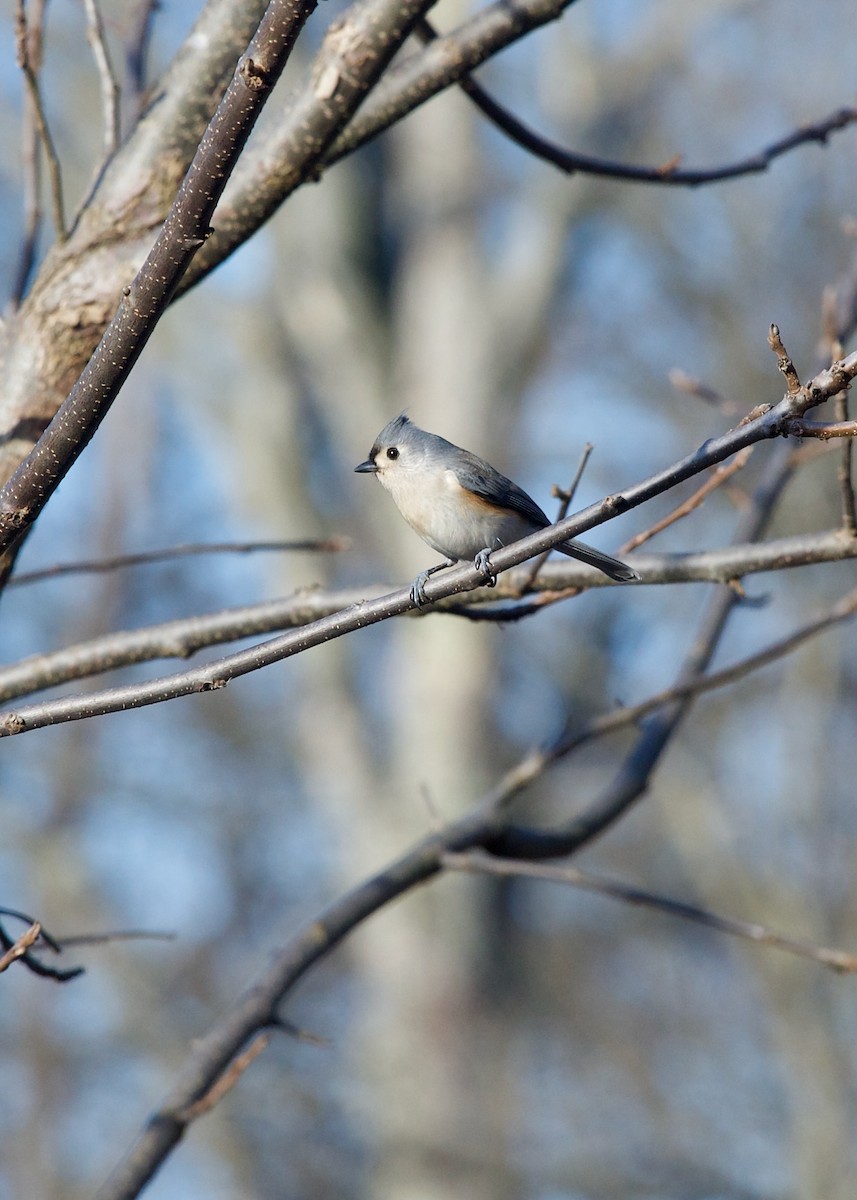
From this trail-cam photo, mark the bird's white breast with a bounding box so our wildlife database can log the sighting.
[380,466,530,560]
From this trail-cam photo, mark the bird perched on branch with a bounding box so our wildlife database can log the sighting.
[355,414,637,605]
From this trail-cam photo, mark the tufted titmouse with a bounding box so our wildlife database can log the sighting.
[355,414,637,604]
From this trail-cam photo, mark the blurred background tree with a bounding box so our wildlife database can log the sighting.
[1,1,856,1197]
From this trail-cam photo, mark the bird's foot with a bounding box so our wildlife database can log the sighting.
[473,548,497,588]
[410,561,451,608]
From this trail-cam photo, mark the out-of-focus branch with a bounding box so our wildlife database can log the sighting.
[83,0,121,160]
[57,928,175,947]
[552,582,857,758]
[0,907,84,982]
[9,536,350,586]
[669,369,741,418]
[15,0,65,241]
[521,443,592,589]
[0,920,41,974]
[620,447,753,553]
[412,18,857,188]
[11,0,46,307]
[820,234,857,536]
[125,0,159,122]
[442,852,857,973]
[834,394,857,535]
[177,1035,269,1122]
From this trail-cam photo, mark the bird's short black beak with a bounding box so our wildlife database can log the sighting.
[354,459,378,473]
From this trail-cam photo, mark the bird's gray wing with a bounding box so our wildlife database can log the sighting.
[454,451,550,527]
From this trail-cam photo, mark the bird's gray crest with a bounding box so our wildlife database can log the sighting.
[373,412,412,451]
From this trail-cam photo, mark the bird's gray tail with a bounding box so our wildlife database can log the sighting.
[556,538,638,582]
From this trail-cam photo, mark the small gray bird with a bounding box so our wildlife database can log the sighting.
[355,415,637,604]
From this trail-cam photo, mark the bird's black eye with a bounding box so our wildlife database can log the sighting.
[386,446,399,460]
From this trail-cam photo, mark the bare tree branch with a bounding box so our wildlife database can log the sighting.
[83,0,121,161]
[15,0,65,242]
[0,920,41,974]
[552,582,857,759]
[56,928,175,947]
[11,0,46,306]
[768,322,803,394]
[0,907,84,982]
[124,0,159,123]
[620,447,754,553]
[521,442,593,589]
[9,536,350,586]
[669,368,741,417]
[177,1034,269,1122]
[488,439,802,860]
[785,418,857,440]
[835,393,857,534]
[441,852,857,973]
[411,22,857,190]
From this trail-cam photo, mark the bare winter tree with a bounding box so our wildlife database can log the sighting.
[2,1,857,1197]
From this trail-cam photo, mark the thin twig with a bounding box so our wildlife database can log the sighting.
[442,852,857,973]
[820,247,857,535]
[57,928,175,947]
[11,0,47,306]
[267,1014,328,1045]
[15,0,66,242]
[620,447,753,553]
[668,369,741,417]
[0,907,83,981]
[83,0,121,159]
[0,920,41,973]
[549,583,857,760]
[413,18,857,188]
[178,1034,269,1121]
[768,323,802,395]
[125,0,159,122]
[521,442,593,590]
[786,418,857,441]
[834,394,857,535]
[9,537,351,587]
